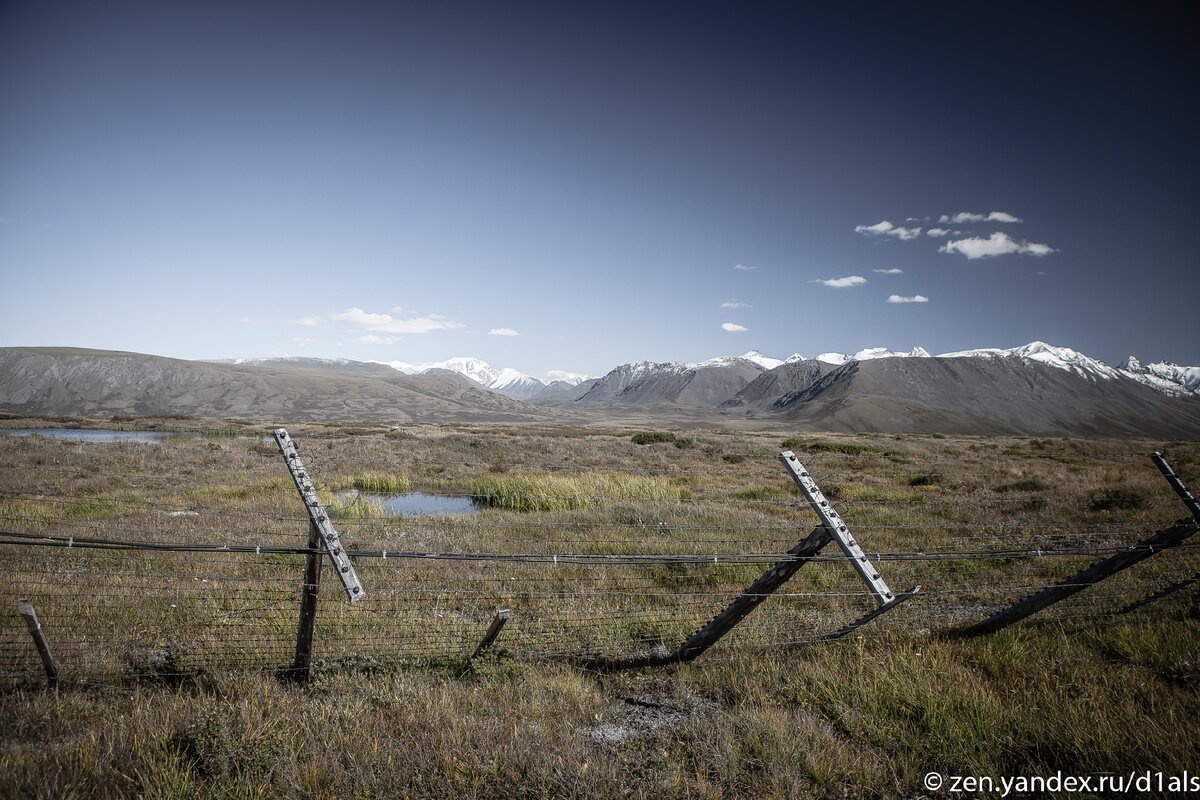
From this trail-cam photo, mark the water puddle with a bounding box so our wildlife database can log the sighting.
[0,428,206,444]
[0,428,263,444]
[339,490,479,517]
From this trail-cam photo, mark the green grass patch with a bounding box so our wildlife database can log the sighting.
[341,472,412,493]
[994,478,1049,493]
[782,439,879,456]
[1088,487,1149,512]
[631,431,676,445]
[470,472,681,511]
[732,484,798,500]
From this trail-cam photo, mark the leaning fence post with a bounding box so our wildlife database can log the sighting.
[16,599,58,688]
[962,453,1200,636]
[470,609,510,660]
[291,520,323,679]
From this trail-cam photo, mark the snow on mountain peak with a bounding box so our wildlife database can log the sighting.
[940,341,1122,381]
[544,370,594,386]
[816,352,850,366]
[429,357,501,386]
[783,353,808,363]
[739,350,785,370]
[490,367,542,390]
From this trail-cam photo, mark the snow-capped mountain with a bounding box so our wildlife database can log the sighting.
[368,357,595,400]
[939,341,1122,380]
[578,356,764,406]
[239,342,1197,404]
[816,346,932,365]
[1119,356,1200,397]
[738,350,785,370]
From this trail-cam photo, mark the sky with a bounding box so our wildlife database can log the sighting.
[1,1,1197,379]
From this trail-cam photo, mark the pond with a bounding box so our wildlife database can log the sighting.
[0,428,209,444]
[340,490,479,517]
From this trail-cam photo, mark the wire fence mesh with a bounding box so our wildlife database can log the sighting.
[1,426,1196,687]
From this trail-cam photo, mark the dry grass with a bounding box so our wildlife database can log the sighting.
[0,419,1198,797]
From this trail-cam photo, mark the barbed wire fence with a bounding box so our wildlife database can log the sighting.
[0,427,1197,688]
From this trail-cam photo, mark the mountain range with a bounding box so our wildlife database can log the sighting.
[1,342,1198,438]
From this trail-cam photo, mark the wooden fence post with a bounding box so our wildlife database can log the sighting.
[960,521,1198,636]
[470,609,510,660]
[291,521,323,679]
[961,452,1200,637]
[16,599,58,688]
[671,451,917,662]
[673,524,831,662]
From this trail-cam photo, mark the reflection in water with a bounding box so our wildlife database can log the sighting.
[340,490,478,517]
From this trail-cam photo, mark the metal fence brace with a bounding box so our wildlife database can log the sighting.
[274,428,365,602]
[779,451,920,637]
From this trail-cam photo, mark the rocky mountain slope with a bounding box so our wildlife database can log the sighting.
[0,348,553,423]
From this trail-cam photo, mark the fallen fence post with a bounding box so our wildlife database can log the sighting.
[1118,571,1200,615]
[673,524,832,662]
[672,451,917,663]
[960,521,1199,636]
[16,599,58,688]
[961,452,1199,637]
[470,609,510,660]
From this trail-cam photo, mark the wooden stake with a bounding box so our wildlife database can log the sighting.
[1118,571,1200,615]
[16,599,58,688]
[673,524,832,662]
[290,520,323,680]
[960,521,1199,636]
[470,609,510,660]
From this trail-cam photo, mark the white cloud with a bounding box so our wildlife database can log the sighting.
[938,211,1023,224]
[939,232,1056,259]
[720,300,751,309]
[356,334,398,344]
[733,263,756,272]
[488,327,520,336]
[721,322,748,332]
[887,294,929,304]
[873,268,904,274]
[330,307,465,334]
[292,336,315,344]
[926,228,950,237]
[292,316,321,327]
[818,275,867,288]
[854,220,922,240]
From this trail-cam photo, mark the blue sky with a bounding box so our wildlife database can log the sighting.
[1,1,1196,378]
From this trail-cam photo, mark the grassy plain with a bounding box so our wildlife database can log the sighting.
[0,417,1198,798]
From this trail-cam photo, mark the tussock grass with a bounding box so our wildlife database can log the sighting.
[2,419,1200,798]
[341,472,412,493]
[631,431,676,445]
[316,489,388,519]
[994,478,1049,492]
[471,472,681,511]
[782,438,879,456]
